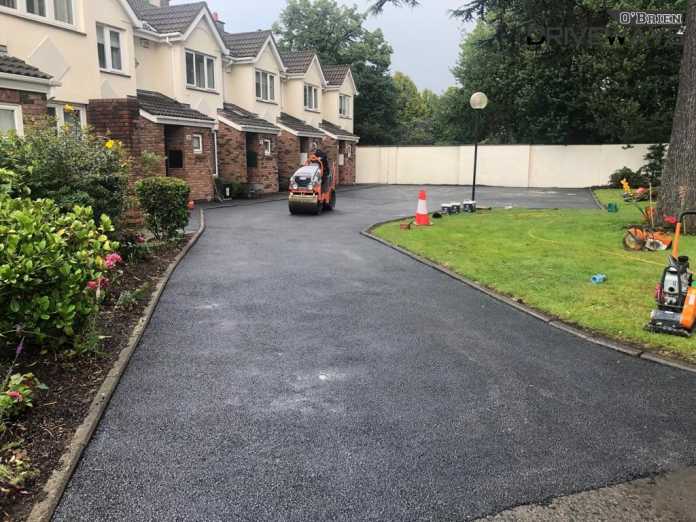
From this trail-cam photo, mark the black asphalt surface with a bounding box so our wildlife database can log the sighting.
[55,187,696,521]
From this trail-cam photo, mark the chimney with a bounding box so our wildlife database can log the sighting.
[213,12,225,33]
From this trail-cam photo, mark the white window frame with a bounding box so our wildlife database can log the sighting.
[304,84,319,111]
[186,50,216,91]
[0,103,24,136]
[47,102,87,130]
[97,24,125,74]
[0,0,76,27]
[339,94,351,118]
[346,144,352,159]
[192,133,203,154]
[262,139,272,157]
[255,69,276,103]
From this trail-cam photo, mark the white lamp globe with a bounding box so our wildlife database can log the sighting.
[470,92,489,110]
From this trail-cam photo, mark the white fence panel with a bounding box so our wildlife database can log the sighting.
[356,144,652,188]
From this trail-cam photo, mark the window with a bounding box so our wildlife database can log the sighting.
[186,50,215,90]
[346,144,352,158]
[0,104,23,135]
[97,25,124,72]
[26,0,45,16]
[47,103,86,133]
[263,139,272,157]
[53,0,72,23]
[0,0,74,24]
[192,134,203,154]
[255,70,276,102]
[304,84,319,111]
[339,95,351,118]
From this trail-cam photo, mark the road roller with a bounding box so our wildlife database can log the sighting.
[288,151,336,215]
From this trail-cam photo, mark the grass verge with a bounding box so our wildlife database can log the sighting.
[372,189,695,363]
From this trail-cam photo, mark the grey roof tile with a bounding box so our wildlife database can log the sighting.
[277,113,324,137]
[136,90,213,122]
[0,54,51,80]
[133,2,207,34]
[320,120,359,140]
[219,104,279,132]
[281,50,316,74]
[322,64,350,87]
[223,30,273,59]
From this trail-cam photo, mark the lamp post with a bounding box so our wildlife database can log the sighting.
[469,92,488,205]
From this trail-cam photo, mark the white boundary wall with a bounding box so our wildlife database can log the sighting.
[356,144,651,188]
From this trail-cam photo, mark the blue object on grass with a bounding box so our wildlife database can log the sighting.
[591,274,608,284]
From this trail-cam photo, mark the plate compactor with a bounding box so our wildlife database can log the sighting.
[288,151,336,215]
[646,211,696,338]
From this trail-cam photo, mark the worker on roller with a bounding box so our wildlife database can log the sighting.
[311,143,330,190]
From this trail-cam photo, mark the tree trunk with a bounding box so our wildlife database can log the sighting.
[659,0,696,229]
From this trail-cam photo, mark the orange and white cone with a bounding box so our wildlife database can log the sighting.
[415,190,430,226]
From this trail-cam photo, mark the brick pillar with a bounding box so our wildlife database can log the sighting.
[338,140,356,185]
[217,121,247,184]
[277,130,301,191]
[247,133,279,193]
[164,126,214,201]
[321,135,339,184]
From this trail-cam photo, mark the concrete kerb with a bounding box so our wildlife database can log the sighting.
[27,208,207,522]
[361,217,696,376]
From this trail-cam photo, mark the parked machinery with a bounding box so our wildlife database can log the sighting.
[288,151,336,215]
[646,211,696,337]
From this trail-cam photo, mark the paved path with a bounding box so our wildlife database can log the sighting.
[55,187,696,521]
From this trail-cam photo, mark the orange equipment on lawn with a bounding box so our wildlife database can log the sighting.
[288,151,337,215]
[646,211,696,338]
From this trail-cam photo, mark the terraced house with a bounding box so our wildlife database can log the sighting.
[0,0,358,200]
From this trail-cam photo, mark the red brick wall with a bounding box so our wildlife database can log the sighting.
[217,121,247,184]
[165,126,214,201]
[247,133,279,193]
[321,135,339,184]
[339,141,356,185]
[0,88,48,130]
[277,130,301,191]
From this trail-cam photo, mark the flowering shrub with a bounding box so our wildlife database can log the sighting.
[135,177,191,241]
[0,124,129,224]
[0,195,116,347]
[0,374,45,421]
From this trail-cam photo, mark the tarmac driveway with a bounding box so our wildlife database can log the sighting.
[55,186,696,521]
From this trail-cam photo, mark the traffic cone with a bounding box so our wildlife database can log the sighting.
[415,190,430,226]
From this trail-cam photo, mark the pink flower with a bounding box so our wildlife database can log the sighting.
[105,253,123,269]
[136,235,145,244]
[7,391,23,402]
[87,277,110,291]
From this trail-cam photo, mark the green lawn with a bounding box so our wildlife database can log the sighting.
[373,189,695,362]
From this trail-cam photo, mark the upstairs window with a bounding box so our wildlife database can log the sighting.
[97,24,124,73]
[26,0,45,16]
[186,50,215,90]
[255,70,276,102]
[304,84,319,111]
[339,95,351,118]
[1,0,74,25]
[54,0,72,24]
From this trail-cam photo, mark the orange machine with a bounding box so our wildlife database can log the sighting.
[646,211,696,337]
[288,153,337,215]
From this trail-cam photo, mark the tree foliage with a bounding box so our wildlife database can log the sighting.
[273,0,398,144]
[373,0,686,145]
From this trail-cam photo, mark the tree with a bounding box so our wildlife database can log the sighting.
[393,72,435,144]
[659,1,696,223]
[273,0,398,144]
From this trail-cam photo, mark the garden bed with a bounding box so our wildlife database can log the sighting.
[372,190,695,364]
[0,239,187,521]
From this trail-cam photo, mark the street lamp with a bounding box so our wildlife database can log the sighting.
[469,92,488,205]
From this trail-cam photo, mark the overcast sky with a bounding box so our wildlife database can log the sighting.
[172,0,472,93]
